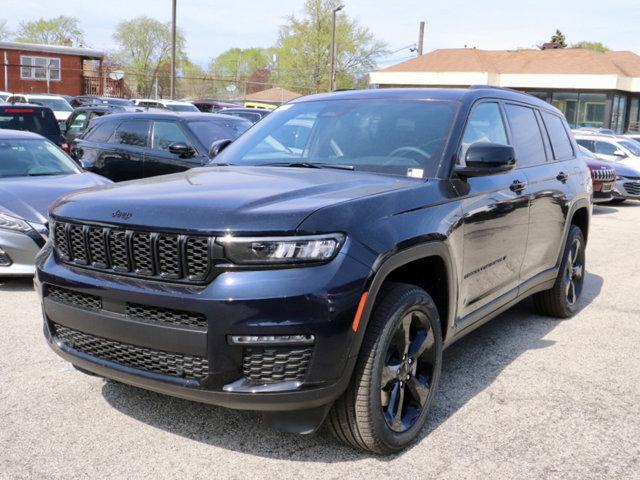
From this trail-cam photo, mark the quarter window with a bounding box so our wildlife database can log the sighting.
[20,56,61,81]
[152,121,190,151]
[542,112,574,160]
[460,102,507,163]
[68,112,88,132]
[110,120,150,147]
[505,104,547,167]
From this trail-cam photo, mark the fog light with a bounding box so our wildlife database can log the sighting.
[0,247,12,267]
[228,334,315,346]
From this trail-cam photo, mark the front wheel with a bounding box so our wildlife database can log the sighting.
[328,283,442,454]
[533,225,586,318]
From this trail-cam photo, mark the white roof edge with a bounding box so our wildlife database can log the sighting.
[0,41,103,58]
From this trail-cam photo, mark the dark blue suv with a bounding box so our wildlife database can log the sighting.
[36,87,592,453]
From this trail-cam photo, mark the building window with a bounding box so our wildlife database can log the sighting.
[552,92,607,129]
[20,56,61,81]
[611,94,627,134]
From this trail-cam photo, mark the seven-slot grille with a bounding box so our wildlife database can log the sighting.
[242,347,313,384]
[591,168,616,182]
[53,221,212,283]
[53,323,209,381]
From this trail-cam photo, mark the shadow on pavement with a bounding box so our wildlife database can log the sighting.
[593,205,618,215]
[0,277,34,292]
[101,272,603,461]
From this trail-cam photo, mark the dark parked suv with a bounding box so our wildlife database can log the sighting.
[36,87,592,454]
[71,111,251,181]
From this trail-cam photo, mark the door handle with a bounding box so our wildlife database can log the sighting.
[556,171,569,183]
[510,179,528,193]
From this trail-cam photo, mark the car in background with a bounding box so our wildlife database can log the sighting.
[131,98,200,112]
[70,96,133,108]
[579,145,640,203]
[188,98,241,112]
[574,133,640,168]
[0,104,70,153]
[220,107,271,123]
[623,133,640,144]
[576,145,616,203]
[0,130,110,275]
[72,111,251,181]
[0,91,11,101]
[64,104,156,142]
[5,94,73,126]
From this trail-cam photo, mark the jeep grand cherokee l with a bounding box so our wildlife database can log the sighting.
[36,87,592,454]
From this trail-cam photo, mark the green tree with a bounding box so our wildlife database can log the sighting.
[549,29,567,48]
[179,59,211,99]
[0,19,11,41]
[209,47,273,81]
[570,41,609,52]
[15,16,84,45]
[275,0,387,92]
[113,16,185,98]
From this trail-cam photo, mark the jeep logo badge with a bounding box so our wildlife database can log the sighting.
[112,209,133,220]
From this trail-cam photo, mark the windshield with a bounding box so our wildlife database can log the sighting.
[215,98,457,178]
[35,98,73,112]
[0,139,80,178]
[188,118,251,147]
[618,140,640,156]
[102,98,132,107]
[166,103,199,112]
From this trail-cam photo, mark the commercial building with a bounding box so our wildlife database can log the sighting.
[0,41,104,96]
[369,48,640,133]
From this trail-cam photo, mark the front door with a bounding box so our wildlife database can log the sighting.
[143,120,203,177]
[456,101,530,322]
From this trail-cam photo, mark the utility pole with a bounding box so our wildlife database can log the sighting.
[330,4,344,91]
[170,0,177,99]
[418,21,425,56]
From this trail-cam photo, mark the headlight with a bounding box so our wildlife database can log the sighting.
[0,212,33,232]
[218,233,345,265]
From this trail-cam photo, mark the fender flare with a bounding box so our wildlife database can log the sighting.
[556,197,591,267]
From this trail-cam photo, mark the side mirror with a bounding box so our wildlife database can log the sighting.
[168,142,195,158]
[455,142,516,178]
[613,149,627,158]
[208,138,233,158]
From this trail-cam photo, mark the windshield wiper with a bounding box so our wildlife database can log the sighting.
[263,162,354,171]
[27,172,65,176]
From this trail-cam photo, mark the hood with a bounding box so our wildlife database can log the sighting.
[585,158,615,171]
[616,157,640,174]
[51,166,418,233]
[0,172,111,225]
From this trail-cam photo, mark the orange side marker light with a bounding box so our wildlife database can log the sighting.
[351,292,369,332]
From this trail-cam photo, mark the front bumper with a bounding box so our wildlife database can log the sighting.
[613,178,640,199]
[36,244,371,412]
[0,229,44,276]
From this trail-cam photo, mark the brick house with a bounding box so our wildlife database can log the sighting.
[0,41,104,96]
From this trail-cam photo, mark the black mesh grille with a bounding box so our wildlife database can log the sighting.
[54,324,209,381]
[242,347,312,384]
[48,286,101,310]
[53,221,212,284]
[126,303,207,330]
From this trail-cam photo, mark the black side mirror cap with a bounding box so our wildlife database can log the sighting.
[168,142,195,158]
[455,142,516,178]
[208,138,233,158]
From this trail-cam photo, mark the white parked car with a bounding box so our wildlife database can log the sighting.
[578,145,640,203]
[131,98,199,112]
[5,93,73,124]
[0,91,11,102]
[574,132,640,169]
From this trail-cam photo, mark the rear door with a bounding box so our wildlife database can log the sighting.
[457,101,530,323]
[100,119,150,181]
[143,120,204,177]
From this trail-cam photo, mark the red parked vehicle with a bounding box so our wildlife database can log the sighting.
[579,146,616,203]
[187,98,241,113]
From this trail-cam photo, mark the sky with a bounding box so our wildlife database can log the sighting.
[2,0,639,68]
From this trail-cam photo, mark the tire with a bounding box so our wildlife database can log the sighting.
[533,225,586,318]
[609,198,626,204]
[328,282,443,454]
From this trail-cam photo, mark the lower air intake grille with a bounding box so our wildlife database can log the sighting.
[242,347,312,384]
[48,286,101,311]
[126,303,207,330]
[54,324,209,381]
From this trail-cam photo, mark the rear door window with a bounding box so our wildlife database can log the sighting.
[576,139,595,151]
[542,112,574,160]
[110,120,150,147]
[67,112,88,133]
[504,104,547,167]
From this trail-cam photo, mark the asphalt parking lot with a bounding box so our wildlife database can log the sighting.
[1,203,639,480]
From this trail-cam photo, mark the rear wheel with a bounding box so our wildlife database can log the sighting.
[328,283,442,454]
[533,225,586,318]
